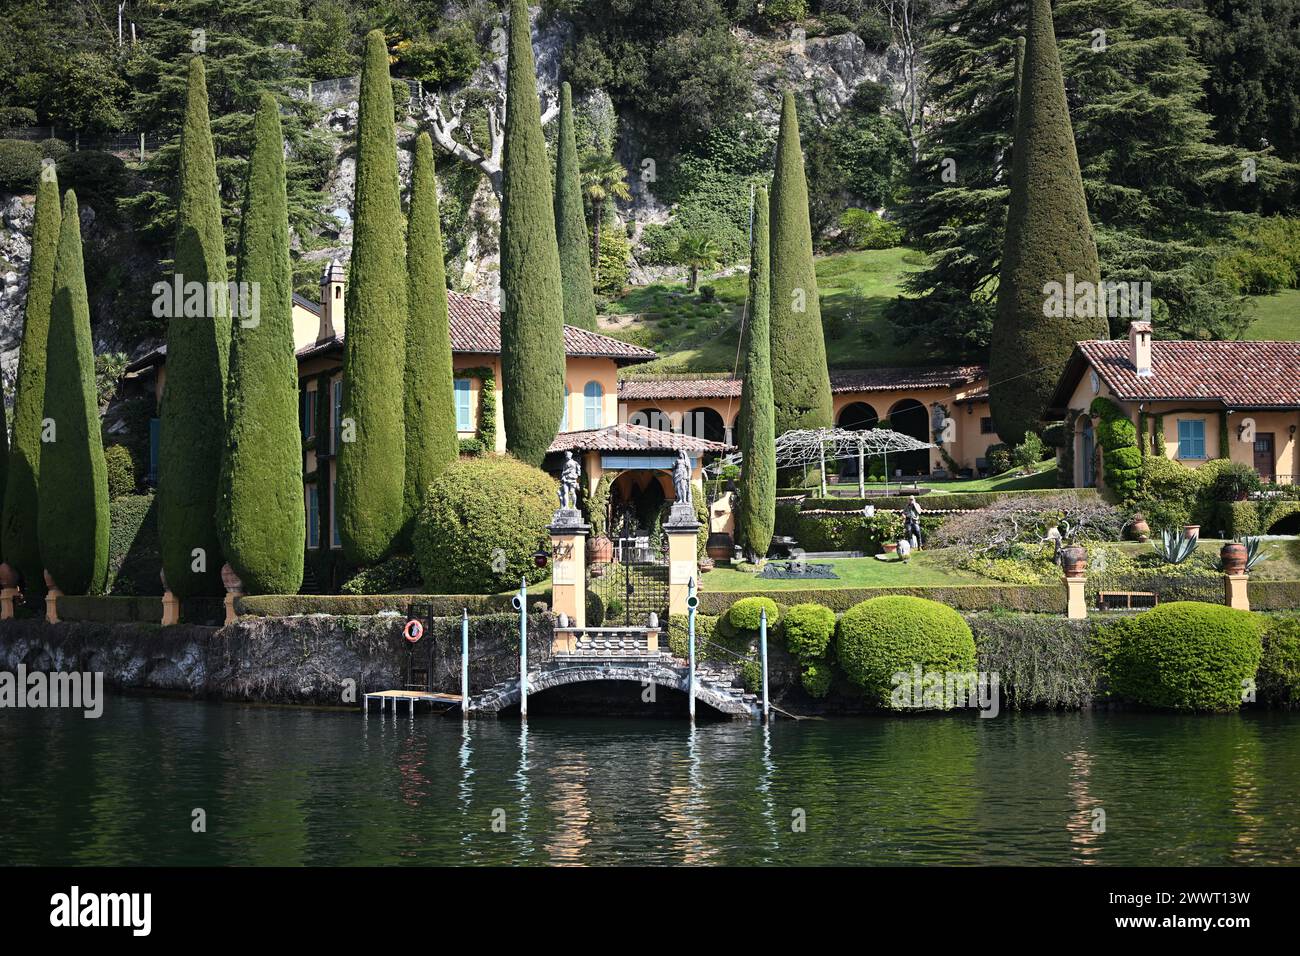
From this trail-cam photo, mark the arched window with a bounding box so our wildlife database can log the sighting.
[560,385,570,432]
[584,381,603,429]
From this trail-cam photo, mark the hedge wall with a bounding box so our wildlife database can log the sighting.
[56,594,223,625]
[698,584,1065,615]
[107,493,161,596]
[799,488,1100,512]
[234,591,550,618]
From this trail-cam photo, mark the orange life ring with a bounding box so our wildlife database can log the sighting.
[403,619,424,643]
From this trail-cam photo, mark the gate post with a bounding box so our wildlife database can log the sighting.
[550,508,589,649]
[665,504,700,618]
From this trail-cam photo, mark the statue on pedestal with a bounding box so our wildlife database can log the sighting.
[558,451,580,511]
[903,495,923,550]
[672,449,692,508]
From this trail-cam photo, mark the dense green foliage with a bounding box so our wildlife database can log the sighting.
[217,93,305,595]
[836,595,977,705]
[158,58,230,598]
[38,191,109,595]
[107,493,161,596]
[2,169,59,589]
[782,602,837,661]
[726,595,781,633]
[412,455,555,593]
[339,554,421,595]
[1090,397,1140,499]
[338,31,408,564]
[969,612,1098,709]
[1101,602,1263,712]
[403,132,459,546]
[769,93,832,434]
[736,186,775,561]
[103,444,136,500]
[990,0,1104,443]
[499,0,565,466]
[553,83,598,332]
[1258,615,1300,708]
[0,139,41,190]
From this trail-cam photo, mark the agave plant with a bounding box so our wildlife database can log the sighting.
[1153,527,1198,565]
[1242,535,1270,572]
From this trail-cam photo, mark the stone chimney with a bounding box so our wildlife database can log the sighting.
[1128,320,1152,377]
[319,259,345,341]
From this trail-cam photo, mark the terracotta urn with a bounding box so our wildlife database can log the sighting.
[706,533,734,561]
[1128,514,1151,543]
[0,562,17,589]
[1184,524,1200,541]
[883,542,898,554]
[220,562,243,593]
[1061,545,1088,577]
[1220,542,1248,576]
[589,535,614,564]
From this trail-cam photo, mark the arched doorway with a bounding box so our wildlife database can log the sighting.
[887,399,930,477]
[685,406,726,444]
[837,402,879,480]
[608,470,670,534]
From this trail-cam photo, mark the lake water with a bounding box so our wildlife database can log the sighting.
[2,695,1298,865]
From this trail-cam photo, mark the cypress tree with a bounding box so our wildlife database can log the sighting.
[736,187,775,563]
[500,0,566,466]
[159,56,231,598]
[402,132,459,544]
[1,166,59,589]
[38,191,109,596]
[217,93,305,594]
[990,0,1105,443]
[769,92,832,435]
[553,81,598,332]
[338,30,408,564]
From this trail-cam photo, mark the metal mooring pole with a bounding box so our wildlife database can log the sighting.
[518,577,528,719]
[461,609,470,718]
[760,607,770,722]
[687,577,697,722]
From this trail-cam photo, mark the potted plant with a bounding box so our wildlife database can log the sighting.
[1219,541,1248,575]
[1127,513,1151,543]
[1061,545,1087,577]
[698,556,715,573]
[589,533,614,564]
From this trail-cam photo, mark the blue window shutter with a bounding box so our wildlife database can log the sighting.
[584,381,603,429]
[455,379,472,431]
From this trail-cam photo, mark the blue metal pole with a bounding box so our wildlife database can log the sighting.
[760,607,769,722]
[687,576,697,722]
[461,608,469,718]
[519,577,528,719]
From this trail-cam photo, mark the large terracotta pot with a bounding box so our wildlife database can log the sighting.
[1061,545,1088,577]
[1128,514,1151,543]
[1220,542,1248,575]
[1184,524,1200,541]
[706,532,733,561]
[589,535,613,564]
[221,562,243,593]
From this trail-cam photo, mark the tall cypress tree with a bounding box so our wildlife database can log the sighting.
[217,93,305,594]
[553,81,598,332]
[403,131,459,544]
[500,0,566,465]
[1,166,59,590]
[38,191,109,596]
[159,56,230,598]
[769,92,832,435]
[338,30,408,564]
[737,186,775,563]
[990,0,1105,442]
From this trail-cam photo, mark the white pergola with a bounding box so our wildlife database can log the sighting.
[709,427,936,497]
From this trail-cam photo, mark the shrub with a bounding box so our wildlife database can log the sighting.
[801,663,833,698]
[739,659,763,692]
[1100,602,1263,712]
[836,596,977,706]
[1013,431,1044,473]
[782,602,837,661]
[968,612,1097,709]
[103,444,136,499]
[0,106,37,130]
[55,150,128,217]
[0,138,42,190]
[1258,615,1300,708]
[412,455,556,593]
[984,443,1012,475]
[1207,460,1262,502]
[39,138,70,160]
[855,14,892,50]
[1132,455,1205,531]
[107,494,160,596]
[667,613,718,658]
[1090,397,1140,498]
[930,490,1122,557]
[340,554,421,595]
[838,207,903,250]
[727,596,781,632]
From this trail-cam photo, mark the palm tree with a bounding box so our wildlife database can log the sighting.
[580,151,631,288]
[674,233,719,292]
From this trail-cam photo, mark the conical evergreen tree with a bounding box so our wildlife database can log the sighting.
[338,30,408,564]
[500,0,566,465]
[217,93,305,595]
[554,82,598,333]
[1,166,59,590]
[159,56,231,598]
[402,132,459,545]
[769,92,832,435]
[38,191,109,596]
[737,187,775,563]
[990,0,1105,442]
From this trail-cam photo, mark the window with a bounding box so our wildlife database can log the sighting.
[560,385,569,432]
[331,476,341,549]
[455,378,473,431]
[980,417,994,434]
[1177,419,1206,460]
[302,388,317,440]
[307,485,320,548]
[584,381,603,429]
[331,380,343,453]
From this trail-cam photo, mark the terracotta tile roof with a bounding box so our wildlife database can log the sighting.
[548,423,732,454]
[1075,339,1300,408]
[446,292,656,363]
[619,378,743,401]
[617,366,988,402]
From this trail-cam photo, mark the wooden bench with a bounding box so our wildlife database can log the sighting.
[1097,591,1159,610]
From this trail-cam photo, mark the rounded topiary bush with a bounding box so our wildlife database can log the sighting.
[1104,601,1263,712]
[103,444,136,500]
[783,602,836,661]
[727,596,780,632]
[413,454,555,593]
[801,663,832,698]
[836,596,977,706]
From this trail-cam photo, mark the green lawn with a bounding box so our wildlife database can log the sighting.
[925,460,1057,494]
[1243,288,1300,340]
[700,551,991,591]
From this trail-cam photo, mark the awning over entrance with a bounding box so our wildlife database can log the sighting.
[548,422,733,456]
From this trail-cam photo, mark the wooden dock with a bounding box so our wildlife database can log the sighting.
[363,690,462,715]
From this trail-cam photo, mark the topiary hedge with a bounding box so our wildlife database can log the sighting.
[1099,601,1263,712]
[1258,615,1300,708]
[726,596,780,632]
[801,487,1100,512]
[234,591,543,618]
[339,554,421,595]
[0,138,41,190]
[698,584,1066,615]
[782,602,836,661]
[1090,397,1140,499]
[835,595,977,706]
[107,493,160,596]
[104,444,136,499]
[412,454,555,593]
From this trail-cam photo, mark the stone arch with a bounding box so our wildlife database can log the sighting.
[685,406,726,444]
[837,401,879,431]
[1263,500,1300,534]
[470,664,753,718]
[887,399,930,476]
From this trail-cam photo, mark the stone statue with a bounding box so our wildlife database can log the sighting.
[903,495,923,549]
[672,449,692,508]
[558,451,580,510]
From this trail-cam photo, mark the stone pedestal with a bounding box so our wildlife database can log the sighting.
[223,591,242,626]
[45,587,62,624]
[666,515,700,618]
[549,509,589,638]
[1224,573,1250,611]
[0,588,19,620]
[1065,574,1087,620]
[161,590,180,626]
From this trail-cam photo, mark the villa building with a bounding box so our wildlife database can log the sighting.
[1049,321,1300,490]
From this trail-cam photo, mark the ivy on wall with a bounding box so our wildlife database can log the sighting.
[456,365,496,456]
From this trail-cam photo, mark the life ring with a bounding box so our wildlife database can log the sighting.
[403,619,424,643]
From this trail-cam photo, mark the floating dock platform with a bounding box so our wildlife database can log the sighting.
[362,690,462,715]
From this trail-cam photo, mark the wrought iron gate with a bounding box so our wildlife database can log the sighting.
[587,513,670,626]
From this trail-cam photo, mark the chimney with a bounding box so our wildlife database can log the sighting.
[319,259,345,341]
[1128,320,1152,377]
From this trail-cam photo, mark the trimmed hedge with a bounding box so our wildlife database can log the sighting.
[107,494,161,595]
[56,594,223,625]
[836,595,977,706]
[1258,615,1300,708]
[234,591,546,618]
[1100,601,1263,712]
[698,584,1066,615]
[727,596,780,632]
[782,602,837,661]
[1251,581,1300,611]
[801,487,1100,512]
